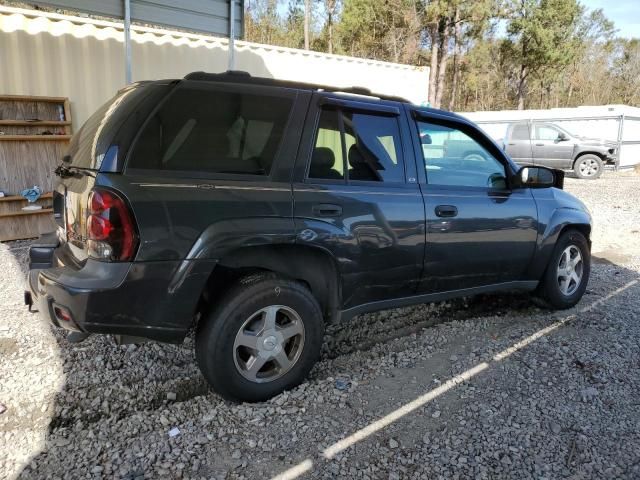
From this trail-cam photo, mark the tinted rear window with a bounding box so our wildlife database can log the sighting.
[128,84,293,176]
[66,85,156,169]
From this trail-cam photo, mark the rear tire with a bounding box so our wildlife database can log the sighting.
[574,154,603,179]
[536,230,590,309]
[196,273,324,402]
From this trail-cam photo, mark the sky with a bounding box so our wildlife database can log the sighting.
[578,0,638,38]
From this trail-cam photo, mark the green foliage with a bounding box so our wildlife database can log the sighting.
[503,0,581,69]
[243,0,640,110]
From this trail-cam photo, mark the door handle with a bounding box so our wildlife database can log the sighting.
[535,143,544,146]
[312,203,342,217]
[435,205,458,218]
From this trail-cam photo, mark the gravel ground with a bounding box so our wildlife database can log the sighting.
[1,172,639,479]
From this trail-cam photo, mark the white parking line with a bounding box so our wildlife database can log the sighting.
[271,279,639,480]
[270,460,314,480]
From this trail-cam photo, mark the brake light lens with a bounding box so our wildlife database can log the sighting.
[86,188,138,261]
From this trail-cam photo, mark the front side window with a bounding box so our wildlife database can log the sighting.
[417,121,507,189]
[128,85,293,175]
[308,107,404,183]
[535,125,560,141]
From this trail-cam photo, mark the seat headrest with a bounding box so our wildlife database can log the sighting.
[348,145,366,168]
[311,147,335,169]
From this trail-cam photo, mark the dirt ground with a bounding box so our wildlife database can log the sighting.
[1,172,639,479]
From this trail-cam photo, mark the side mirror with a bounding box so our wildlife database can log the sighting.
[420,132,432,145]
[557,132,569,141]
[516,166,563,189]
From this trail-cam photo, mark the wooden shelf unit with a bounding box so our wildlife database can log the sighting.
[0,192,53,202]
[0,135,72,141]
[0,95,71,241]
[0,120,72,126]
[0,208,54,219]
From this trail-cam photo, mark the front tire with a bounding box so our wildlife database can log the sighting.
[196,273,324,402]
[574,154,603,179]
[536,230,590,309]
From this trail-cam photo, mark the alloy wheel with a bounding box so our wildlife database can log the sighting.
[579,158,600,177]
[233,305,305,383]
[557,245,584,296]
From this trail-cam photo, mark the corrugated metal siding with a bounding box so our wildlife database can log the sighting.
[33,0,244,37]
[0,6,429,130]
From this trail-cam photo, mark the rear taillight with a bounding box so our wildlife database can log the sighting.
[86,188,138,261]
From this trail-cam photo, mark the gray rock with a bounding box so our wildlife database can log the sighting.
[581,387,599,402]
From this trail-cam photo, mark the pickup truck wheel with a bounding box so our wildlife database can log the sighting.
[196,273,324,402]
[536,230,590,309]
[574,154,603,179]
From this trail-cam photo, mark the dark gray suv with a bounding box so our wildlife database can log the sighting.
[26,71,592,401]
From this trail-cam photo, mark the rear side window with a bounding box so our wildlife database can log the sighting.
[511,123,531,140]
[128,85,293,175]
[310,109,345,180]
[308,107,404,183]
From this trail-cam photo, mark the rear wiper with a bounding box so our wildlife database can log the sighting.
[54,164,96,178]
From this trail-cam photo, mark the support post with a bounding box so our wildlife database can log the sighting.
[124,0,132,84]
[228,0,235,70]
[616,114,624,171]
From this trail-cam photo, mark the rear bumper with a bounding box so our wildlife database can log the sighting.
[27,233,216,343]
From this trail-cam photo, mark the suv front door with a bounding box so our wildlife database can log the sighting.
[412,111,539,293]
[292,94,425,309]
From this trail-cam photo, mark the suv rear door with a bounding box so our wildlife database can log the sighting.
[123,80,303,261]
[504,122,534,165]
[410,109,538,293]
[292,94,425,309]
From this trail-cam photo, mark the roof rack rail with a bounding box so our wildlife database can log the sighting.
[182,71,410,104]
[185,70,250,80]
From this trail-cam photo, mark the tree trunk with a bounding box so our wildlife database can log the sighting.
[328,14,333,54]
[516,65,527,110]
[401,1,422,64]
[448,8,461,111]
[392,28,398,62]
[434,22,450,109]
[326,0,335,55]
[304,0,310,50]
[428,25,439,106]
